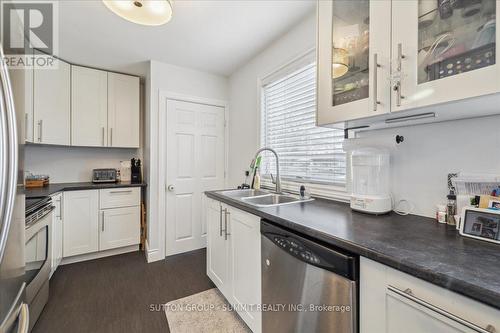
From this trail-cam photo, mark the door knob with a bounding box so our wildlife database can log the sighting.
[167,184,175,192]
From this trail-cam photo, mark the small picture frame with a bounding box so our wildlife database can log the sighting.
[460,207,500,245]
[488,199,500,210]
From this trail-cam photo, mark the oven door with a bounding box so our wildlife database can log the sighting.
[25,210,52,304]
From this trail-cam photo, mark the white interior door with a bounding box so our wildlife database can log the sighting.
[165,100,225,256]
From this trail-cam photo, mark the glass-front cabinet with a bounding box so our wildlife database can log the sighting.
[317,0,392,126]
[392,0,500,111]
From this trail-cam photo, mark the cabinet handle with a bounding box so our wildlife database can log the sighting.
[387,286,496,333]
[397,43,405,71]
[373,53,381,111]
[110,128,113,146]
[101,211,105,232]
[394,43,406,107]
[393,81,403,107]
[37,120,43,143]
[55,198,62,218]
[58,197,63,219]
[219,206,224,237]
[24,113,28,140]
[102,127,105,146]
[109,189,132,194]
[224,210,230,240]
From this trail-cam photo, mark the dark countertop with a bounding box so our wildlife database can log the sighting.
[206,190,500,310]
[25,182,147,198]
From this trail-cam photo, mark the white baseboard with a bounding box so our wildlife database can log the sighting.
[61,245,139,265]
[145,240,163,263]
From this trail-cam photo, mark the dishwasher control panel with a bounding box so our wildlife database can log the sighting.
[261,220,358,280]
[274,236,320,265]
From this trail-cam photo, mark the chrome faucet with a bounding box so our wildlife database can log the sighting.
[251,147,281,194]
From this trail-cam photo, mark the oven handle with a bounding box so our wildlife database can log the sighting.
[17,303,29,333]
[0,283,26,333]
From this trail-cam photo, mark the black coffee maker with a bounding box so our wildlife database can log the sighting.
[131,158,142,183]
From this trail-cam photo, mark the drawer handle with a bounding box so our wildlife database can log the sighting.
[388,286,496,333]
[109,190,133,194]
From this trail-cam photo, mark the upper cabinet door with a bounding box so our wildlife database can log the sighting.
[317,0,392,126]
[33,55,71,145]
[392,0,500,111]
[107,72,140,148]
[71,65,108,147]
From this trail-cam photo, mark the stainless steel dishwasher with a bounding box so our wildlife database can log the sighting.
[261,220,358,333]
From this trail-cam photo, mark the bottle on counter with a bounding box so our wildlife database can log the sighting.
[253,168,261,190]
[436,204,447,224]
[447,190,457,225]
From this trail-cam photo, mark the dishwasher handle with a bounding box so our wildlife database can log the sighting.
[261,220,358,280]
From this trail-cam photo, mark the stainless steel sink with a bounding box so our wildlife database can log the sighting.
[241,193,313,207]
[220,189,270,198]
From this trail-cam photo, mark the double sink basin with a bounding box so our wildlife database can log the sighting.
[222,189,314,207]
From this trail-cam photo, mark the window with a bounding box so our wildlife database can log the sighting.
[261,58,346,187]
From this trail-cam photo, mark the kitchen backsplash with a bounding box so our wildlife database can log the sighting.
[25,145,141,183]
[359,113,500,218]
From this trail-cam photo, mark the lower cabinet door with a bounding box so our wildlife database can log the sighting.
[99,206,140,251]
[228,207,262,333]
[386,287,479,333]
[63,190,99,257]
[206,198,230,294]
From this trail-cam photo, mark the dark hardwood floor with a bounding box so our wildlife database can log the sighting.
[33,249,214,333]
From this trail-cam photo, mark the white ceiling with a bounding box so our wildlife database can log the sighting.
[59,0,315,77]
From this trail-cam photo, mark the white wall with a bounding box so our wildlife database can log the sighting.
[145,60,228,262]
[360,115,500,218]
[227,12,317,187]
[227,11,500,219]
[25,145,139,183]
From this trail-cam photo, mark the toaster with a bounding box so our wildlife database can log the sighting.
[92,169,117,183]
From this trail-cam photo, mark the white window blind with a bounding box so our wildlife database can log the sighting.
[261,62,346,185]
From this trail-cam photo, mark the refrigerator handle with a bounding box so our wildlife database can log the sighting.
[0,44,19,263]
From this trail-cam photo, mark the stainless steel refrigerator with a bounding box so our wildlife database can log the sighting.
[0,43,29,332]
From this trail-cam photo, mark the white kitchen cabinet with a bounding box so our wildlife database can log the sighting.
[317,0,392,125]
[62,187,140,260]
[99,206,140,251]
[63,190,99,257]
[317,1,500,127]
[33,54,71,145]
[206,197,230,295]
[100,187,141,209]
[228,207,262,333]
[107,72,140,148]
[391,0,500,112]
[9,61,33,142]
[71,65,108,147]
[360,257,500,333]
[205,197,262,333]
[50,192,63,277]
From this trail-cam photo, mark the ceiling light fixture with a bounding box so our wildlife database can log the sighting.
[103,0,173,26]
